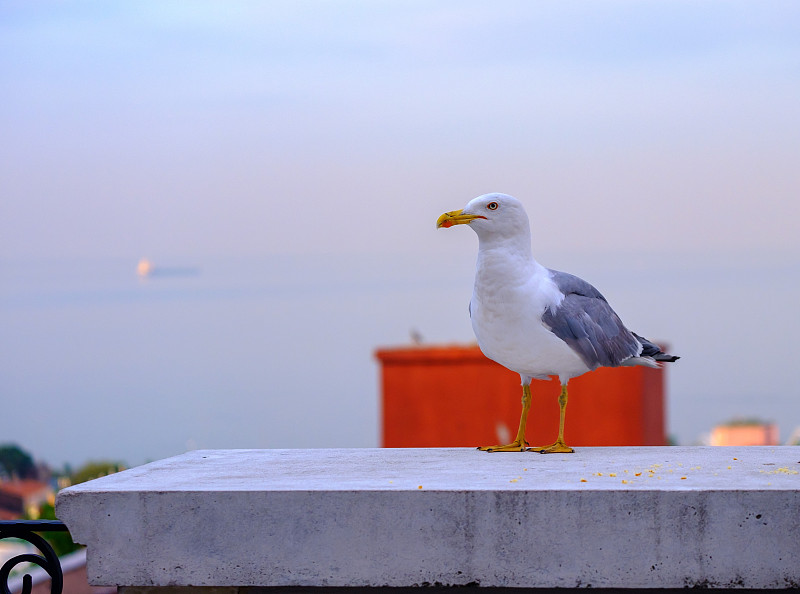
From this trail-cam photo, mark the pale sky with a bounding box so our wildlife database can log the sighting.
[2,1,799,466]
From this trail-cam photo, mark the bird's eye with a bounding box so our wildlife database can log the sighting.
[487,202,498,211]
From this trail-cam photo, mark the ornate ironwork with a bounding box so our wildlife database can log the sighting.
[0,520,68,594]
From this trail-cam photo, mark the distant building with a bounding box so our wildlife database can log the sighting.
[709,419,779,446]
[0,507,18,521]
[0,479,54,519]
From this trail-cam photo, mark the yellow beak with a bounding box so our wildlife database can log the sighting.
[436,209,487,229]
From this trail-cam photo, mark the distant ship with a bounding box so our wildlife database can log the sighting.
[137,258,155,277]
[136,258,199,278]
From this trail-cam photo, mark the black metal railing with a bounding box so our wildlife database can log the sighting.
[0,520,67,594]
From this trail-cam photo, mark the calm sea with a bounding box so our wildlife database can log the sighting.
[0,254,474,468]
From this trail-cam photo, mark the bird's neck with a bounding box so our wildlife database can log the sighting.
[474,233,541,286]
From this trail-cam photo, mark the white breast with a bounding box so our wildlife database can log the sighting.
[471,260,590,381]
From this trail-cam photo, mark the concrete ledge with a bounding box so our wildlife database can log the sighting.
[56,448,800,590]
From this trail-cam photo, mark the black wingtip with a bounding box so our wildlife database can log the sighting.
[632,332,680,363]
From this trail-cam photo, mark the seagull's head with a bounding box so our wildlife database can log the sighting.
[436,193,530,241]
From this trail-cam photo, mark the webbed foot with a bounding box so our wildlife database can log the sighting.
[537,440,575,454]
[478,439,529,452]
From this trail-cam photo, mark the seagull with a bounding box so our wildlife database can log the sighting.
[437,193,679,453]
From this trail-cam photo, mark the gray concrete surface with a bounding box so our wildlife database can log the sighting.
[57,447,800,589]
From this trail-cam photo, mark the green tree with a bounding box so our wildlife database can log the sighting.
[70,461,125,485]
[0,443,36,479]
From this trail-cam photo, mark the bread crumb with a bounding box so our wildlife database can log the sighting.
[763,467,799,475]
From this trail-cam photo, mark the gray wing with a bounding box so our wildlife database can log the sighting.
[541,269,641,369]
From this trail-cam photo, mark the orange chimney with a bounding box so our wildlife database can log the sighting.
[376,343,667,448]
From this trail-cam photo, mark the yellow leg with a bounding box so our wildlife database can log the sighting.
[538,383,575,454]
[479,384,536,452]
